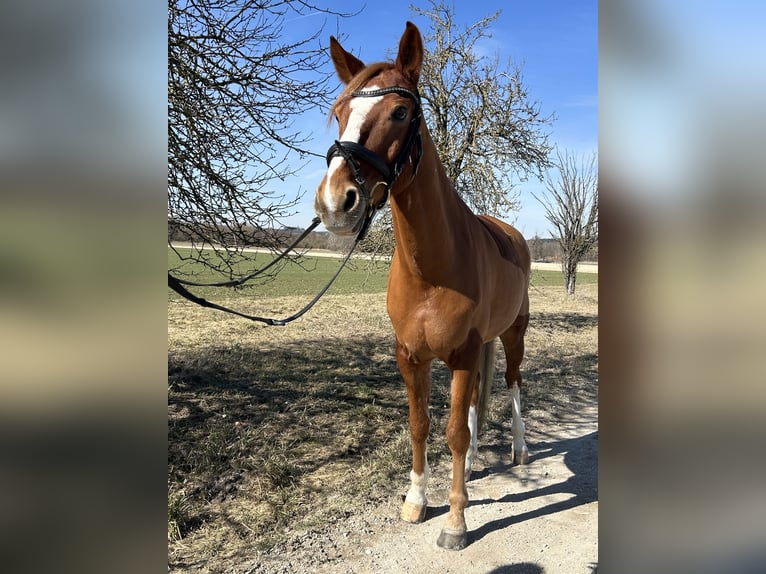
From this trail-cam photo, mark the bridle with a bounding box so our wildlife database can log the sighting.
[326,85,423,240]
[167,85,423,326]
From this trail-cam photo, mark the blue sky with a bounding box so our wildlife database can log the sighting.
[275,1,597,238]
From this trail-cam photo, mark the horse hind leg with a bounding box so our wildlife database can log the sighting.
[453,373,478,482]
[462,340,495,479]
[499,313,530,465]
[464,380,479,479]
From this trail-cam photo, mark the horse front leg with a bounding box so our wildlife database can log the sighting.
[396,341,432,524]
[438,337,481,550]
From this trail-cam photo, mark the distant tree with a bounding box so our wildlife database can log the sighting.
[527,235,561,262]
[168,0,353,278]
[528,234,545,262]
[533,149,598,295]
[362,0,553,257]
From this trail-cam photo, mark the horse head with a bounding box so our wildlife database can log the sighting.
[314,22,424,237]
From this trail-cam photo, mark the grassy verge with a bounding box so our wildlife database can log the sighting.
[168,247,596,299]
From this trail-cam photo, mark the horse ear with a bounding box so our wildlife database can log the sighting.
[396,22,423,85]
[330,36,365,84]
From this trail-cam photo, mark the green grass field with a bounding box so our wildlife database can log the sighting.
[168,247,597,299]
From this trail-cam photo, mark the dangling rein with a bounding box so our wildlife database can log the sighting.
[167,213,373,326]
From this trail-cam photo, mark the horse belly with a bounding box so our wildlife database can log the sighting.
[481,265,527,339]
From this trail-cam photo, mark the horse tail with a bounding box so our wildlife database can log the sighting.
[476,339,497,433]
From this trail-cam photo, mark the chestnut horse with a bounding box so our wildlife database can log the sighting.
[314,22,531,550]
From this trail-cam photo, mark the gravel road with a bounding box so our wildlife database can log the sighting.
[246,396,598,574]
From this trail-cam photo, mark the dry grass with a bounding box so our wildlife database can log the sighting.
[168,283,597,572]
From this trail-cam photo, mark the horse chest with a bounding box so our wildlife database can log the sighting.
[387,286,474,359]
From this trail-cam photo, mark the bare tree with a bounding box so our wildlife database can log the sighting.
[168,0,353,278]
[362,0,553,256]
[533,149,598,295]
[528,234,545,262]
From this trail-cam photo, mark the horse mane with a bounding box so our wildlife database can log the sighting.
[327,61,395,126]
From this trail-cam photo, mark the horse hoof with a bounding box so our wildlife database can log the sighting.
[437,527,468,550]
[513,445,529,465]
[401,501,427,523]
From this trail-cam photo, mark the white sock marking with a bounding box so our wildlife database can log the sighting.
[466,405,478,473]
[404,456,430,507]
[510,383,527,455]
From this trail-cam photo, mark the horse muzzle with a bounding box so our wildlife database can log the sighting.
[314,184,368,237]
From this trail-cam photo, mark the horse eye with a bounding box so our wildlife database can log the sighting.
[391,106,408,121]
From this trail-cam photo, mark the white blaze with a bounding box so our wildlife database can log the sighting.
[323,86,383,213]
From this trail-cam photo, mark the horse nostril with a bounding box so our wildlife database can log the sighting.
[342,189,358,213]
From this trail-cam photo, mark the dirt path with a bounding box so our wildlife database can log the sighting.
[246,397,598,574]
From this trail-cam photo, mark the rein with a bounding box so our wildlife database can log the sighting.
[167,215,371,326]
[168,85,421,326]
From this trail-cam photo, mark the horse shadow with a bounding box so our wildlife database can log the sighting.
[168,334,410,481]
[482,564,597,574]
[425,429,598,546]
[485,564,543,574]
[482,562,597,574]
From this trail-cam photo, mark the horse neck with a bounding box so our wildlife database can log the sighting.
[389,127,471,278]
